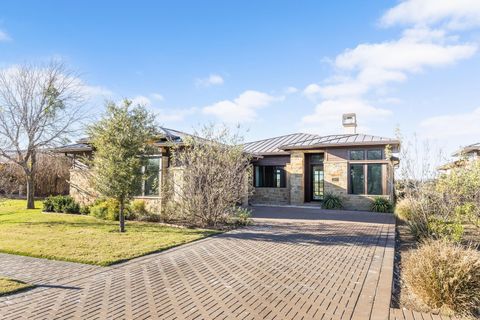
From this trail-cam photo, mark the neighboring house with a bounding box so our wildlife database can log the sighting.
[438,142,480,174]
[58,113,400,211]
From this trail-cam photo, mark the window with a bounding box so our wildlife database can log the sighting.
[254,166,286,188]
[367,149,383,160]
[349,163,384,195]
[350,164,365,194]
[349,150,365,160]
[137,157,160,196]
[367,164,382,195]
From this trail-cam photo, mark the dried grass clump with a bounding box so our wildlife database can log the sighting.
[403,240,480,317]
[395,198,415,221]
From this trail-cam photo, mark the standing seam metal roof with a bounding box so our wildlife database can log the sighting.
[243,133,399,155]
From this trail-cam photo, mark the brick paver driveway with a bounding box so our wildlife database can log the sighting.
[0,206,395,320]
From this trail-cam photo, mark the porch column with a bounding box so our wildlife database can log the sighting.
[289,151,305,205]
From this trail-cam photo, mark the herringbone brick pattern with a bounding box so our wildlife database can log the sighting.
[0,217,393,320]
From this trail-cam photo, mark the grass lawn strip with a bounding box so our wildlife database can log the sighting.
[0,277,32,296]
[0,200,219,266]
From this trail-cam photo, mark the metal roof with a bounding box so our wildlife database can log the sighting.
[243,133,321,155]
[452,142,480,156]
[243,133,400,155]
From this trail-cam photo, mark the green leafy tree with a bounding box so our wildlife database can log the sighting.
[87,100,156,232]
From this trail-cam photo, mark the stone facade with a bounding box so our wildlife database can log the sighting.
[288,151,304,205]
[250,188,289,205]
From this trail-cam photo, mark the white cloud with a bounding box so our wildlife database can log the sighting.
[420,107,480,139]
[195,74,224,87]
[130,95,151,106]
[150,93,164,101]
[285,86,299,94]
[203,90,282,122]
[301,98,392,133]
[0,30,11,42]
[381,0,480,30]
[81,85,112,98]
[156,107,197,122]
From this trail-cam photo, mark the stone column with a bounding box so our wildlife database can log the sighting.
[289,151,305,205]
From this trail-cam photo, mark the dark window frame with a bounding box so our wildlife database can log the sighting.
[136,156,161,197]
[349,163,384,195]
[254,165,286,188]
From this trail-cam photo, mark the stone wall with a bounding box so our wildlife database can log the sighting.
[69,168,98,205]
[288,151,304,205]
[250,188,290,205]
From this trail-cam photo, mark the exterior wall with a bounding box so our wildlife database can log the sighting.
[69,168,98,205]
[323,148,393,211]
[288,151,305,205]
[250,187,290,204]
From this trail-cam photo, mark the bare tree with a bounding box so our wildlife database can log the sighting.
[165,125,252,227]
[0,61,85,209]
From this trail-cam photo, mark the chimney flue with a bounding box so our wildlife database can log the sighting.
[342,113,357,134]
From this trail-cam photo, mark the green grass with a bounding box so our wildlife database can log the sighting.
[0,278,32,296]
[0,199,219,266]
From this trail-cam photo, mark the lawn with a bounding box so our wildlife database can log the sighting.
[0,199,219,266]
[0,278,32,296]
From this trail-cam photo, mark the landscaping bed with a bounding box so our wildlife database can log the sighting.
[0,200,219,266]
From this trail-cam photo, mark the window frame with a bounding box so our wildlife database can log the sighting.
[136,155,162,197]
[254,165,286,188]
[348,163,385,195]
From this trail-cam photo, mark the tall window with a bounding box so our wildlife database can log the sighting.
[254,166,286,188]
[137,157,160,196]
[349,164,383,195]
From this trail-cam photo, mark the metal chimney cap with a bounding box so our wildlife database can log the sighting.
[342,113,357,127]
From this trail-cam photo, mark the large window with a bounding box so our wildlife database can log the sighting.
[137,157,160,196]
[350,149,383,160]
[254,166,286,188]
[349,164,383,195]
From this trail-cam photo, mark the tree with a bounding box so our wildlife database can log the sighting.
[87,100,156,232]
[0,61,84,209]
[165,125,252,227]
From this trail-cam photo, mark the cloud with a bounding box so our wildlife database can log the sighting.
[381,0,480,30]
[202,90,282,122]
[420,107,480,139]
[130,95,151,106]
[150,93,164,101]
[285,86,299,94]
[301,98,392,134]
[195,74,224,87]
[81,85,113,98]
[0,30,11,42]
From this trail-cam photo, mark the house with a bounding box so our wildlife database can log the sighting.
[438,142,480,174]
[58,113,400,211]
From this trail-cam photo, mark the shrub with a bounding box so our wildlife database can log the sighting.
[428,218,464,242]
[79,205,90,215]
[403,240,480,316]
[229,207,252,226]
[322,193,343,210]
[130,199,161,222]
[42,195,80,214]
[395,198,415,221]
[370,197,393,213]
[90,198,134,221]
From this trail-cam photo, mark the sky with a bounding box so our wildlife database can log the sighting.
[1,0,480,157]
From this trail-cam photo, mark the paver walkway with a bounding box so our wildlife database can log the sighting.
[0,207,395,320]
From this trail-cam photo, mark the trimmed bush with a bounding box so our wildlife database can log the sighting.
[322,193,343,210]
[90,198,134,221]
[43,195,80,214]
[130,199,160,222]
[403,240,480,316]
[370,197,393,213]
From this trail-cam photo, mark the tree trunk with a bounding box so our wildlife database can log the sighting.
[119,199,125,233]
[26,152,36,209]
[26,174,35,209]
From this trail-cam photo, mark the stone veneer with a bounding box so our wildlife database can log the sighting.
[250,188,289,205]
[288,151,305,205]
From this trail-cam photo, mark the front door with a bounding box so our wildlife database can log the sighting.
[311,165,324,201]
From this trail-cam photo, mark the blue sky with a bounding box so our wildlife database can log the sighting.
[1,0,480,156]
